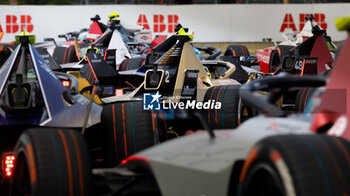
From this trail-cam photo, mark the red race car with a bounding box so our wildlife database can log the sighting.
[256,14,336,73]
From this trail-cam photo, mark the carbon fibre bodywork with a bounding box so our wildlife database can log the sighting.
[0,42,101,127]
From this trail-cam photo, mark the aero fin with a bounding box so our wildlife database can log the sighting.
[177,28,194,41]
[309,35,333,73]
[86,20,104,41]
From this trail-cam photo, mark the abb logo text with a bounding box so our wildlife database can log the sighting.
[0,15,34,34]
[137,14,179,33]
[280,13,327,32]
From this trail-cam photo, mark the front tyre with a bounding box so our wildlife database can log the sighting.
[239,134,350,196]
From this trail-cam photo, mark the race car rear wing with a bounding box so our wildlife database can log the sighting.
[287,26,333,74]
[281,56,318,76]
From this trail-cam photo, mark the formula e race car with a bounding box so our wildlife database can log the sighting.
[10,16,350,196]
[78,25,256,134]
[0,33,98,193]
[277,24,334,75]
[0,33,164,195]
[224,22,335,113]
[266,24,335,113]
[37,14,107,67]
[256,14,336,73]
[37,12,156,71]
[79,15,157,70]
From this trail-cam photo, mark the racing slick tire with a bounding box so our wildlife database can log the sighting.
[203,85,253,130]
[224,45,250,57]
[295,87,316,113]
[52,46,79,65]
[269,45,293,73]
[224,45,250,67]
[238,134,350,196]
[11,128,92,196]
[0,47,13,68]
[118,57,145,71]
[100,101,161,166]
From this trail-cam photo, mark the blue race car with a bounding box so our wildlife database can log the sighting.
[1,33,160,196]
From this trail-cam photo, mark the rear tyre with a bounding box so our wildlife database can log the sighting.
[224,45,250,67]
[11,128,92,196]
[269,45,293,73]
[203,85,253,130]
[0,47,13,68]
[269,50,280,73]
[118,57,145,71]
[100,101,161,166]
[52,46,79,64]
[239,134,350,196]
[224,45,250,57]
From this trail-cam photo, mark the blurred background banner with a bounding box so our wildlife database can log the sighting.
[0,4,349,43]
